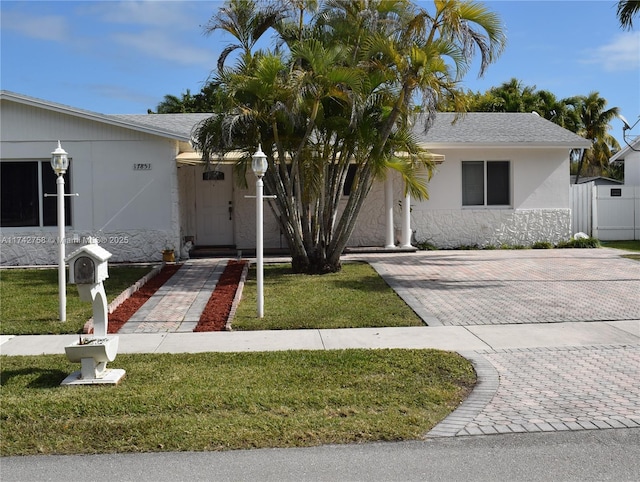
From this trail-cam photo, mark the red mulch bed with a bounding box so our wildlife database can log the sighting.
[107,264,182,334]
[194,260,246,332]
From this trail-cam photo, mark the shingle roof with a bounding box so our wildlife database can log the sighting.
[107,114,212,139]
[411,112,591,148]
[1,90,590,148]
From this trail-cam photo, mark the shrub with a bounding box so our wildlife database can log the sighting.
[416,240,438,251]
[499,244,528,250]
[531,241,553,249]
[557,237,600,248]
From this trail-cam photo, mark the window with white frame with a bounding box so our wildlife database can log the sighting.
[461,160,510,206]
[1,161,72,227]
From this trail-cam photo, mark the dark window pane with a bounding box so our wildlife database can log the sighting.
[462,161,484,205]
[202,170,224,181]
[1,162,39,227]
[343,164,357,196]
[42,162,72,226]
[487,161,510,205]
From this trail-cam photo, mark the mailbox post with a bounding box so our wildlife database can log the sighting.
[62,240,125,385]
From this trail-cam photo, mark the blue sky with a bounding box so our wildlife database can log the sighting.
[1,0,639,144]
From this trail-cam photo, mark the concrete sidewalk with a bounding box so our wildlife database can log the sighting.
[1,320,638,355]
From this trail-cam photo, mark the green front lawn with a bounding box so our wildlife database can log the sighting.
[601,240,640,252]
[1,349,475,456]
[601,240,640,261]
[232,262,424,330]
[0,266,155,335]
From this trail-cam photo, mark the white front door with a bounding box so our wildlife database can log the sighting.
[195,165,234,245]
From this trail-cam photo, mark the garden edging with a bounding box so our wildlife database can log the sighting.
[225,260,249,331]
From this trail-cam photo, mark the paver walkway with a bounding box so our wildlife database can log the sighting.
[118,259,227,334]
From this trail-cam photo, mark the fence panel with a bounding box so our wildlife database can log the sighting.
[593,185,639,241]
[569,182,593,236]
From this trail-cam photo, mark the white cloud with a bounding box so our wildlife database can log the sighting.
[0,11,69,42]
[88,83,158,107]
[113,30,216,67]
[83,0,208,29]
[583,32,640,72]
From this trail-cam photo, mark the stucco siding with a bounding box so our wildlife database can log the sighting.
[0,229,173,265]
[625,150,640,186]
[411,209,571,248]
[351,146,572,248]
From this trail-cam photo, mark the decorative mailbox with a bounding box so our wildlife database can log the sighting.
[61,240,125,385]
[66,243,112,286]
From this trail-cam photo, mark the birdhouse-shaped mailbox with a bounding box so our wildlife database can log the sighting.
[66,243,112,286]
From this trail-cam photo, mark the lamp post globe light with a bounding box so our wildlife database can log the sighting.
[51,141,69,321]
[252,144,268,318]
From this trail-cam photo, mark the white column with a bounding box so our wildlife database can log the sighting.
[401,192,412,248]
[57,174,66,321]
[256,176,264,318]
[384,176,395,248]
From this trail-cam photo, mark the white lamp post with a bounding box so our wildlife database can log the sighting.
[252,144,268,318]
[51,141,69,321]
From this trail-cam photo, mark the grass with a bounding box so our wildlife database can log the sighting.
[601,240,640,261]
[1,349,475,456]
[0,266,155,335]
[232,262,424,330]
[601,240,640,252]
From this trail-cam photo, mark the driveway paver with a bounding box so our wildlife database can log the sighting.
[365,249,640,437]
[367,249,640,326]
[429,345,640,437]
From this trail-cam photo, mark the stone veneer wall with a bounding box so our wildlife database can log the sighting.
[411,209,572,248]
[0,229,173,266]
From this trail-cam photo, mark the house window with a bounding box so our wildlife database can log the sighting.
[343,164,358,196]
[1,161,72,227]
[462,160,510,206]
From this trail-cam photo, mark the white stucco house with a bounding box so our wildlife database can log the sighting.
[610,136,640,187]
[1,91,590,265]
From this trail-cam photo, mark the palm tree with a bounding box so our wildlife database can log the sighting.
[205,0,284,71]
[193,0,506,273]
[153,91,195,113]
[567,92,620,181]
[617,0,640,30]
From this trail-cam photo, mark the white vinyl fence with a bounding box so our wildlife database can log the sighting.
[570,182,593,236]
[570,183,640,240]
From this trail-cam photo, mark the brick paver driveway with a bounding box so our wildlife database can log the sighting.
[368,248,640,326]
[366,248,640,436]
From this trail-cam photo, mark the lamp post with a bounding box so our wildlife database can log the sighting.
[252,144,268,318]
[51,141,69,321]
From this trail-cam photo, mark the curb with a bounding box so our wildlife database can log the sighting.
[426,351,500,438]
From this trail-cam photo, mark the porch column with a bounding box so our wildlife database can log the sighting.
[401,192,412,248]
[385,176,395,248]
